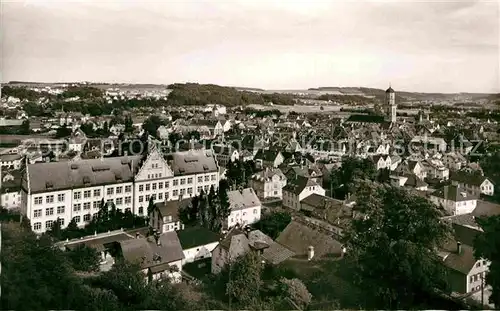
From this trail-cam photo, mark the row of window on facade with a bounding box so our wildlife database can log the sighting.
[137,174,217,192]
[33,186,133,205]
[33,196,133,218]
[33,205,140,231]
[137,184,213,203]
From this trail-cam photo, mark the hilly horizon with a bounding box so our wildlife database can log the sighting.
[5,81,496,97]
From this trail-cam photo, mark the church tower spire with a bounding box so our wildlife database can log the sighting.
[385,85,396,123]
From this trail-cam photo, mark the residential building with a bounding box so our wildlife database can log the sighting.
[438,239,490,295]
[0,169,22,209]
[450,171,494,196]
[211,228,294,274]
[226,188,261,229]
[284,165,323,184]
[249,168,287,199]
[119,232,184,283]
[212,145,239,168]
[254,149,284,169]
[0,153,22,170]
[150,199,188,233]
[423,158,449,180]
[430,185,478,215]
[371,155,392,170]
[282,176,325,210]
[156,125,169,140]
[177,226,220,265]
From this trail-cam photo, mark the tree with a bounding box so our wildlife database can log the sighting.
[48,218,64,240]
[278,278,312,308]
[142,115,165,138]
[66,244,101,272]
[103,121,109,135]
[93,261,148,307]
[343,181,450,308]
[253,211,291,239]
[225,251,264,308]
[474,215,500,307]
[179,195,200,226]
[20,119,30,134]
[56,123,72,138]
[1,223,83,310]
[124,115,134,133]
[147,196,156,219]
[338,156,377,195]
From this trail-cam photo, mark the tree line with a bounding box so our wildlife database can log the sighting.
[177,181,231,232]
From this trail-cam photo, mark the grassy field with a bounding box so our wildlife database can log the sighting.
[279,257,371,309]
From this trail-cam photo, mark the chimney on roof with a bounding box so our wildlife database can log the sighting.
[135,232,140,239]
[457,241,462,254]
[244,226,251,238]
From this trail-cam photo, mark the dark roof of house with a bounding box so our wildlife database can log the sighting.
[450,171,492,186]
[440,239,478,275]
[176,226,221,250]
[344,114,386,124]
[432,185,479,202]
[300,193,343,212]
[283,175,319,195]
[276,220,343,258]
[472,200,500,217]
[254,149,282,162]
[285,165,323,180]
[247,230,295,265]
[402,173,428,188]
[154,198,191,221]
[119,232,185,268]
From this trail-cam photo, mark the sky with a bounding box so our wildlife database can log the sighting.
[1,0,499,93]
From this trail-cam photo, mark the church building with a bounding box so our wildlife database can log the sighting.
[344,85,397,126]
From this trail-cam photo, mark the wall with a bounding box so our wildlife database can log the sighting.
[211,245,228,274]
[182,241,219,265]
[227,205,261,228]
[467,259,490,293]
[1,190,21,209]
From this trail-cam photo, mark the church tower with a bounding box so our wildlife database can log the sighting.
[385,85,396,123]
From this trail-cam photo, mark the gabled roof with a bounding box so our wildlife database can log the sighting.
[254,149,282,162]
[251,168,285,182]
[276,220,343,257]
[227,188,261,211]
[402,173,428,188]
[283,176,319,195]
[119,232,185,268]
[431,185,479,202]
[300,193,343,212]
[154,198,191,221]
[176,226,221,250]
[450,171,492,187]
[440,238,478,275]
[24,156,141,194]
[167,149,218,175]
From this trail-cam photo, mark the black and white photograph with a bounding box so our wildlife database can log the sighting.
[0,0,499,309]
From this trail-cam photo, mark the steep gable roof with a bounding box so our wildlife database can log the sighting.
[283,175,319,195]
